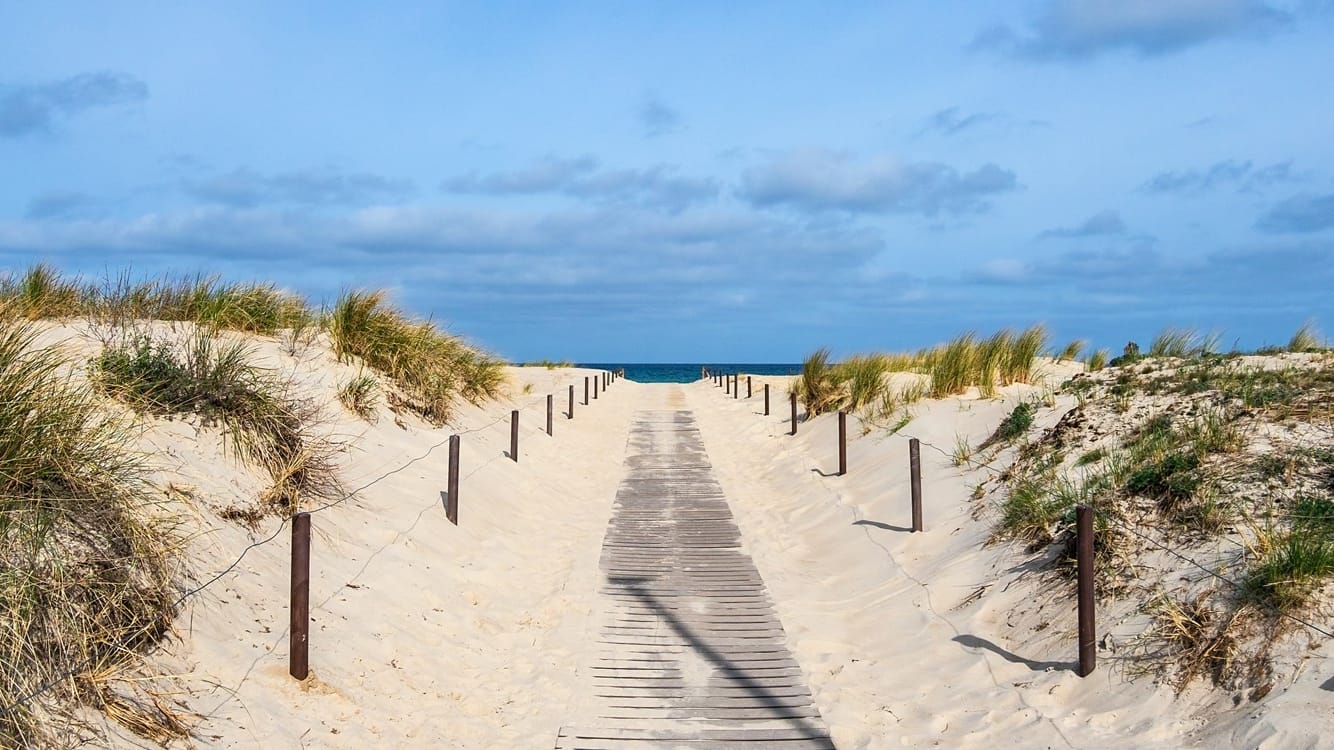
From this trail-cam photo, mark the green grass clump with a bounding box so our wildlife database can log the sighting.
[1245,528,1334,612]
[1126,452,1201,505]
[998,477,1068,544]
[92,330,335,513]
[521,359,573,369]
[0,263,89,319]
[119,275,311,334]
[838,354,892,412]
[327,290,504,423]
[1148,327,1220,359]
[1076,447,1107,466]
[1006,325,1048,384]
[0,315,176,746]
[980,401,1036,450]
[0,265,313,335]
[1058,339,1085,362]
[1287,321,1323,353]
[794,325,1054,411]
[1086,349,1108,372]
[338,373,380,420]
[928,333,978,398]
[793,348,842,417]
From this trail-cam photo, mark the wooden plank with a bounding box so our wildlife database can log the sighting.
[560,410,833,747]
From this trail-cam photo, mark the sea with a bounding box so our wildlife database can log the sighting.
[577,363,801,384]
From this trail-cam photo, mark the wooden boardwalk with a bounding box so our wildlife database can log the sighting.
[557,411,834,749]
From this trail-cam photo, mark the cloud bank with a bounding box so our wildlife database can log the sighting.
[0,72,148,137]
[739,149,1018,216]
[975,0,1290,59]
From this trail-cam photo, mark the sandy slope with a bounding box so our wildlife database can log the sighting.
[687,373,1333,750]
[24,326,1323,749]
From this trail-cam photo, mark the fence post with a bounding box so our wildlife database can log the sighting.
[790,392,798,435]
[546,394,553,436]
[725,375,731,395]
[1077,504,1096,677]
[593,377,599,400]
[568,384,575,419]
[747,376,752,399]
[584,377,589,405]
[733,375,739,400]
[446,434,459,525]
[510,409,519,462]
[910,438,923,532]
[838,411,847,476]
[290,512,311,680]
[764,383,770,415]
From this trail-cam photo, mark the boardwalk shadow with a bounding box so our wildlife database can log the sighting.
[853,519,912,533]
[953,634,1074,672]
[608,576,833,744]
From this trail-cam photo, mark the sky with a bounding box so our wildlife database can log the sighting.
[2,1,1333,362]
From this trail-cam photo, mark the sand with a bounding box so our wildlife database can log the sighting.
[22,326,1328,748]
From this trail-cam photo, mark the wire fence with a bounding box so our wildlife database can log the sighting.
[718,372,1334,644]
[0,376,599,721]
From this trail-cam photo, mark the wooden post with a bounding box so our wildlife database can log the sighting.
[764,383,770,415]
[584,377,589,405]
[568,384,574,419]
[289,512,311,680]
[446,434,459,525]
[733,374,738,400]
[910,438,923,532]
[1077,504,1096,677]
[510,409,519,462]
[593,377,599,400]
[790,392,798,435]
[747,376,752,399]
[838,411,847,476]
[725,374,731,395]
[546,394,553,436]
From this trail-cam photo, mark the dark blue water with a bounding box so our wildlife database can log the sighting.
[578,363,801,384]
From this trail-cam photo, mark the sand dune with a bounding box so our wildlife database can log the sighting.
[15,325,1328,748]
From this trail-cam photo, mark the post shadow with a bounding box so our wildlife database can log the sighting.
[952,634,1075,672]
[608,576,834,740]
[852,519,912,533]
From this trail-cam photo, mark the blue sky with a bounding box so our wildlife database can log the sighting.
[3,1,1333,362]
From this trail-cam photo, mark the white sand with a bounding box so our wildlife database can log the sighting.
[24,327,1327,749]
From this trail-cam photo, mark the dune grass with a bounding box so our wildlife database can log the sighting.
[1148,327,1221,358]
[2,264,510,425]
[338,373,380,421]
[1287,321,1324,352]
[521,359,574,369]
[792,325,1052,418]
[792,348,842,417]
[327,290,504,423]
[1245,496,1334,611]
[0,313,177,746]
[1058,339,1085,362]
[0,265,312,335]
[91,329,338,515]
[1086,348,1109,372]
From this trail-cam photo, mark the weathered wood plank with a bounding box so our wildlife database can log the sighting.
[559,410,833,748]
